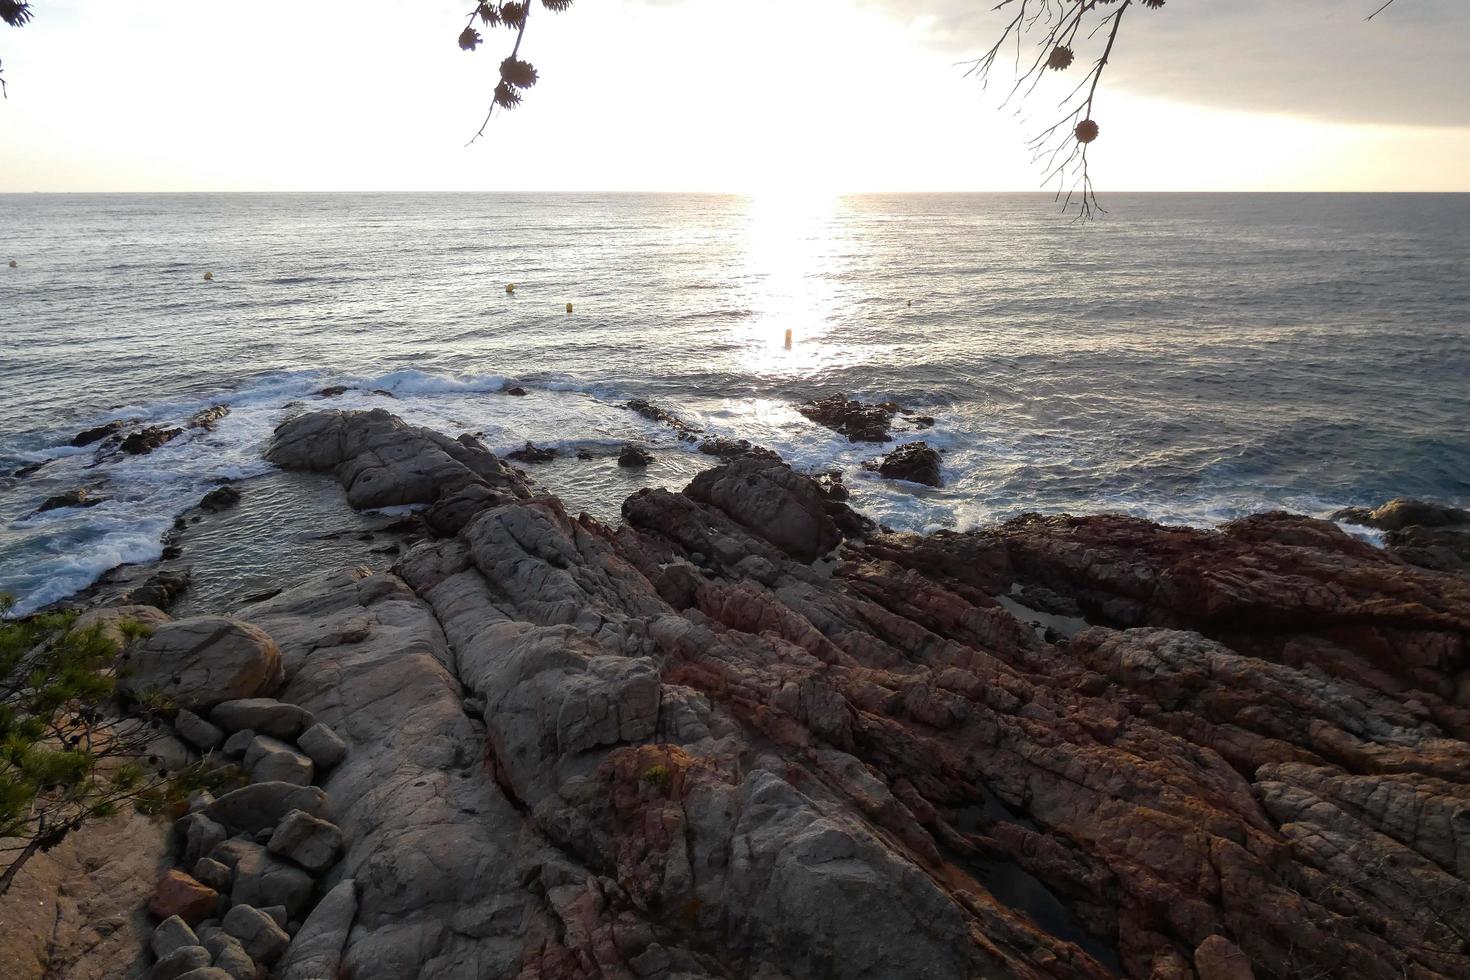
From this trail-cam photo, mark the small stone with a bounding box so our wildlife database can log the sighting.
[193,857,233,892]
[172,969,233,980]
[267,809,343,873]
[259,905,288,928]
[149,870,219,926]
[198,485,242,512]
[222,729,254,757]
[152,915,200,960]
[222,904,290,965]
[296,722,347,769]
[187,789,215,813]
[243,734,314,785]
[150,945,211,980]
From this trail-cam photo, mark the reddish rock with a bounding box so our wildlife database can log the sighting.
[147,870,218,925]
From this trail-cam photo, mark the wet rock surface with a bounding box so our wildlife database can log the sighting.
[865,439,943,486]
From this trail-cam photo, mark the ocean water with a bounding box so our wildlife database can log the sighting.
[1,192,1468,615]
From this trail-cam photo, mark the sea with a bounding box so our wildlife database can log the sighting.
[2,192,1467,616]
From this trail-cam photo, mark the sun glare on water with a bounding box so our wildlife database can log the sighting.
[735,185,857,380]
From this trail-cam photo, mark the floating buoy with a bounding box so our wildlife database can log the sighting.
[907,300,912,307]
[566,302,573,314]
[203,271,214,281]
[784,328,793,350]
[505,283,515,294]
[7,260,15,269]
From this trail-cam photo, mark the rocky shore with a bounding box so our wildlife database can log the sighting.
[3,402,1468,980]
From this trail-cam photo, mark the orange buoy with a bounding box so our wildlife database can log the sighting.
[203,271,214,281]
[566,302,573,314]
[505,283,515,294]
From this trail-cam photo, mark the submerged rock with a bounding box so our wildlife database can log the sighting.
[617,443,654,467]
[798,392,900,442]
[121,425,184,455]
[33,487,107,514]
[505,441,557,463]
[198,485,241,512]
[71,419,129,446]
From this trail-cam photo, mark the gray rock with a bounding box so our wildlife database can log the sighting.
[685,457,843,562]
[296,722,347,769]
[120,618,283,711]
[266,408,532,513]
[174,709,224,751]
[206,934,258,980]
[259,905,288,928]
[231,842,315,919]
[267,809,342,873]
[187,790,215,813]
[210,699,316,740]
[242,735,314,786]
[221,729,254,757]
[150,945,211,980]
[193,857,233,893]
[222,904,290,966]
[152,915,201,960]
[275,879,356,980]
[205,782,328,835]
[173,969,234,980]
[176,812,228,868]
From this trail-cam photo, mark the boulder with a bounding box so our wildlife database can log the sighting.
[222,905,290,966]
[174,709,224,751]
[209,698,315,740]
[221,729,254,757]
[205,783,329,835]
[202,934,257,980]
[70,603,171,652]
[865,440,943,487]
[150,945,211,980]
[230,844,315,919]
[296,722,347,769]
[267,809,343,873]
[151,916,201,960]
[193,857,233,893]
[1364,497,1470,531]
[265,409,531,512]
[172,969,233,980]
[120,618,282,711]
[176,812,228,868]
[275,879,356,980]
[685,457,842,562]
[148,870,219,926]
[242,735,314,786]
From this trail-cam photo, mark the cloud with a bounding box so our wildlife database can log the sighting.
[866,0,1470,127]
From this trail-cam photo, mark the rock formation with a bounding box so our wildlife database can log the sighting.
[4,407,1468,980]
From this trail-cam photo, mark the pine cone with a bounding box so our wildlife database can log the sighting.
[1074,119,1099,143]
[1046,45,1074,71]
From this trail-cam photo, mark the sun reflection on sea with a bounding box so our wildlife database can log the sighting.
[734,188,860,381]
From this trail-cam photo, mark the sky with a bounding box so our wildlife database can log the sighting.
[1,0,1467,193]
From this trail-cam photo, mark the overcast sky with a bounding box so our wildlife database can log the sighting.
[2,0,1467,192]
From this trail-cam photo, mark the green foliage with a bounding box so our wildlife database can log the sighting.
[640,763,672,795]
[0,605,184,894]
[117,618,154,642]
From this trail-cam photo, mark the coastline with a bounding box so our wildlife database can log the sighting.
[3,399,1468,979]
